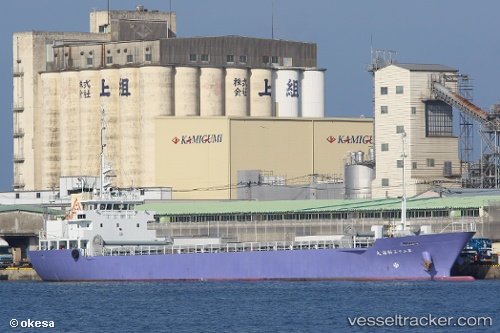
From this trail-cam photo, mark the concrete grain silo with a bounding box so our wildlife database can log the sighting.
[40,72,61,189]
[139,66,173,186]
[300,70,325,117]
[273,69,300,117]
[119,67,140,187]
[79,70,101,177]
[59,71,81,177]
[250,68,273,116]
[174,67,199,116]
[225,68,249,116]
[200,67,224,116]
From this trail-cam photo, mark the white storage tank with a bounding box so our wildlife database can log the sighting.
[250,68,273,116]
[99,68,121,185]
[300,70,325,117]
[344,164,373,199]
[200,67,224,116]
[225,68,249,116]
[175,66,199,116]
[119,67,141,187]
[139,66,173,186]
[79,70,101,178]
[40,72,61,188]
[140,66,173,117]
[59,71,81,177]
[273,69,300,117]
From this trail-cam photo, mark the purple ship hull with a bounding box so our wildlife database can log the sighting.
[29,232,475,282]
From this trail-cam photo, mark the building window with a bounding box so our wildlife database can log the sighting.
[262,55,270,64]
[381,106,388,114]
[226,54,235,63]
[381,143,389,151]
[396,125,405,133]
[425,101,453,137]
[189,54,197,62]
[411,107,417,114]
[36,192,41,198]
[239,55,247,63]
[396,86,404,94]
[380,87,388,95]
[382,178,389,187]
[444,161,452,176]
[126,55,133,63]
[427,158,435,167]
[145,53,152,62]
[106,56,113,64]
[271,56,279,64]
[397,160,404,168]
[87,58,93,66]
[15,193,20,199]
[412,162,417,169]
[201,54,209,62]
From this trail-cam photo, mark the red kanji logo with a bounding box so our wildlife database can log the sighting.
[326,136,336,143]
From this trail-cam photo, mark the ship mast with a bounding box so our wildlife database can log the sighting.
[100,107,106,198]
[401,131,407,230]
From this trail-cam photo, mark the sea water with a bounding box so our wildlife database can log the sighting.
[0,280,498,332]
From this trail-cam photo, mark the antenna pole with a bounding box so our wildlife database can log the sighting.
[272,1,274,39]
[401,131,407,229]
[100,107,106,198]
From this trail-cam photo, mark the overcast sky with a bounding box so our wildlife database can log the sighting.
[1,0,499,192]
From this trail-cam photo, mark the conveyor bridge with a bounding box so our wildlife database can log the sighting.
[431,78,500,187]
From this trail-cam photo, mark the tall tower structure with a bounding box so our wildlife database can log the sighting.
[369,59,461,198]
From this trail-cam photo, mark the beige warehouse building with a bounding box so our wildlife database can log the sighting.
[155,117,373,199]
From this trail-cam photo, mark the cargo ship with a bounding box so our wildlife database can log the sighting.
[28,186,476,281]
[28,110,476,281]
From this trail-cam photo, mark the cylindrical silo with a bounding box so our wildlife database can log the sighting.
[60,71,81,177]
[344,164,373,199]
[300,70,325,117]
[119,67,141,188]
[174,66,199,116]
[225,68,249,116]
[273,69,300,117]
[99,68,121,186]
[79,70,101,178]
[200,67,224,116]
[250,68,272,117]
[139,66,173,186]
[40,72,61,189]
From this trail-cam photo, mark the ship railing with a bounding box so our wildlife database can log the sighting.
[439,221,477,234]
[96,239,369,257]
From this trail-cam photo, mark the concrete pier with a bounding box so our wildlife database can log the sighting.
[0,268,41,281]
[452,264,500,280]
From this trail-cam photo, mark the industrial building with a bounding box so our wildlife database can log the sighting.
[369,52,500,199]
[370,62,461,198]
[12,6,375,200]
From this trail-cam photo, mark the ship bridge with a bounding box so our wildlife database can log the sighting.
[431,76,500,188]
